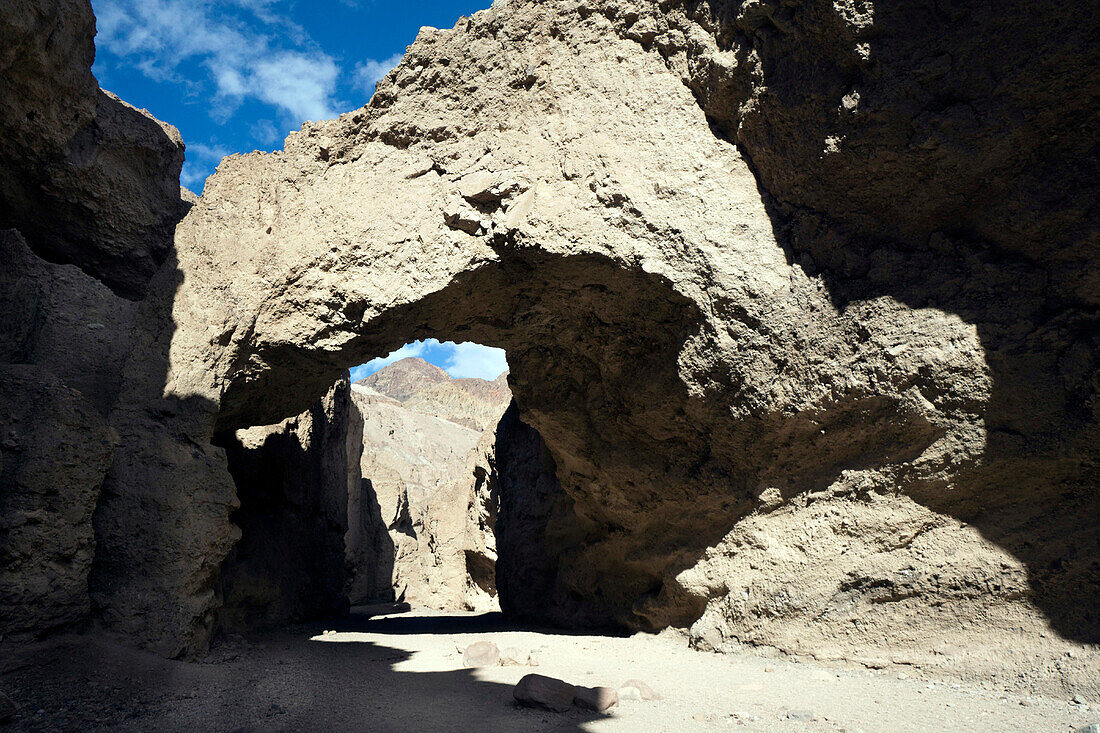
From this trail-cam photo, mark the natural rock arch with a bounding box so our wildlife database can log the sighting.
[76,0,1095,694]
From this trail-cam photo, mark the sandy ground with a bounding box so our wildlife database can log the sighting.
[0,608,1094,732]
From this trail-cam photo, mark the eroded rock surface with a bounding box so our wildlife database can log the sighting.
[0,1,189,299]
[88,0,1096,696]
[0,365,115,640]
[0,0,1095,699]
[213,379,355,632]
[0,3,192,651]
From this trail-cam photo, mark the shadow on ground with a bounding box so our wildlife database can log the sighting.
[337,608,630,639]
[0,614,608,732]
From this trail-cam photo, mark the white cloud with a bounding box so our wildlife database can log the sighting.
[180,142,230,189]
[249,119,282,146]
[351,341,430,381]
[248,52,340,121]
[443,342,508,380]
[353,53,403,94]
[350,339,508,382]
[93,0,340,123]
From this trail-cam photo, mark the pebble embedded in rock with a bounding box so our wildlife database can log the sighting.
[462,641,500,668]
[573,685,618,712]
[513,674,576,713]
[619,679,661,701]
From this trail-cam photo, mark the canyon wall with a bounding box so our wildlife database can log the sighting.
[155,0,1097,692]
[0,0,188,646]
[214,379,355,633]
[346,358,508,611]
[0,0,1095,697]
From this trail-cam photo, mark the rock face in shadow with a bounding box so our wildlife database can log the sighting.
[622,0,1100,672]
[0,0,1095,698]
[0,365,116,640]
[665,0,1099,306]
[0,0,189,299]
[0,229,132,639]
[493,402,596,627]
[213,379,354,632]
[0,1,196,656]
[346,359,509,611]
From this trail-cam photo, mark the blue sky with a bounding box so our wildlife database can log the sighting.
[351,340,508,382]
[90,0,489,190]
[91,1,506,381]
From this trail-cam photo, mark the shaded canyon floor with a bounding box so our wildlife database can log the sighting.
[0,609,1093,732]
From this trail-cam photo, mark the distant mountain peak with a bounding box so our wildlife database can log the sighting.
[353,356,511,431]
[356,357,450,402]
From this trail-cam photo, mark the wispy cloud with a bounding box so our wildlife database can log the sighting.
[353,53,403,94]
[180,142,230,189]
[94,0,340,123]
[444,342,508,380]
[249,119,282,146]
[93,0,413,184]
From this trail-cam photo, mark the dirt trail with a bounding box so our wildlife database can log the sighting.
[0,609,1092,732]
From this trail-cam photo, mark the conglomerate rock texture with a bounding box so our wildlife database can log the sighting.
[0,0,1096,697]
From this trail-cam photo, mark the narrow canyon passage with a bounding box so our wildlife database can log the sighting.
[209,341,519,633]
[1,0,1097,729]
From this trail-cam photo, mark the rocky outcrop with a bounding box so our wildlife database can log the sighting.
[358,357,451,401]
[0,0,199,657]
[346,358,509,610]
[0,0,1095,698]
[0,228,131,640]
[0,230,139,416]
[0,365,116,640]
[404,373,512,431]
[493,402,593,627]
[132,0,1096,692]
[213,379,355,633]
[0,0,189,299]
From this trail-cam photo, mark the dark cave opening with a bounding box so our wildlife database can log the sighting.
[209,340,548,635]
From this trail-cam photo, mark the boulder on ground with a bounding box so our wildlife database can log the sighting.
[462,640,500,668]
[573,685,618,712]
[499,646,528,666]
[513,674,575,713]
[619,679,661,701]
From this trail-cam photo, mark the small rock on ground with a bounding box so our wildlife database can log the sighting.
[499,646,528,666]
[514,674,575,713]
[619,678,661,701]
[463,641,500,668]
[574,685,618,712]
[786,709,814,722]
[1076,724,1100,733]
